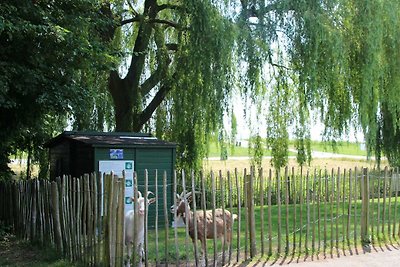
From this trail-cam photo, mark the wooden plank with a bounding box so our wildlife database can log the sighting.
[292,167,297,256]
[51,181,63,253]
[376,167,381,238]
[235,168,241,262]
[155,170,159,266]
[132,172,139,266]
[76,178,82,261]
[347,169,352,249]
[260,168,265,256]
[173,170,179,267]
[388,168,393,238]
[336,168,340,252]
[394,167,399,239]
[323,169,328,254]
[277,169,282,254]
[382,167,388,235]
[342,169,347,252]
[102,174,111,266]
[248,167,257,258]
[112,176,120,266]
[201,171,209,266]
[87,174,94,265]
[353,167,358,248]
[284,167,290,255]
[227,170,234,264]
[96,172,103,266]
[243,169,248,260]
[267,169,273,256]
[299,168,304,255]
[144,170,149,267]
[330,169,334,255]
[163,171,170,267]
[370,168,375,243]
[69,178,76,261]
[361,168,370,245]
[312,169,316,255]
[305,170,310,255]
[93,173,100,266]
[181,170,190,266]
[89,174,95,265]
[220,171,226,265]
[192,170,199,266]
[211,171,217,266]
[116,174,125,267]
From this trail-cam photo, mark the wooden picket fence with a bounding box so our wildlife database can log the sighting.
[1,166,400,266]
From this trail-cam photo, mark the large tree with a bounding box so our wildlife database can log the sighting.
[0,0,114,178]
[2,0,400,175]
[104,0,400,169]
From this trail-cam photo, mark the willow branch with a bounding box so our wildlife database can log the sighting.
[148,18,180,28]
[120,18,180,28]
[157,4,181,11]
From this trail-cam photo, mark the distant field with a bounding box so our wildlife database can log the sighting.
[305,140,367,156]
[207,140,367,158]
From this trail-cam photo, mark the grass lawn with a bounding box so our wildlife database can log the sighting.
[207,140,367,158]
[305,140,367,156]
[144,196,400,264]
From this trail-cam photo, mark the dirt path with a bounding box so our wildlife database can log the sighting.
[231,243,400,267]
[0,233,71,267]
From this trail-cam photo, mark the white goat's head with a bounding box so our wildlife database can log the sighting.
[132,191,156,215]
[170,191,193,217]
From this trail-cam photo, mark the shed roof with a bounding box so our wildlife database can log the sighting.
[44,131,177,148]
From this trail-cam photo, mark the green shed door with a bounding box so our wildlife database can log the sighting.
[135,148,174,228]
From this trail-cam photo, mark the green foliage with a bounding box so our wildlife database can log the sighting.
[0,0,115,177]
[3,0,400,173]
[249,135,264,169]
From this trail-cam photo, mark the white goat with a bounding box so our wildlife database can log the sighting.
[124,191,155,267]
[171,191,238,260]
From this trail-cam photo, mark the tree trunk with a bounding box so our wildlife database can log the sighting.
[108,71,135,132]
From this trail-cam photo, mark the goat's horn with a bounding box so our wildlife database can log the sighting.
[137,191,142,198]
[180,191,185,198]
[147,191,154,196]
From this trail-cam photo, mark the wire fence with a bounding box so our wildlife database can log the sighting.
[1,166,400,266]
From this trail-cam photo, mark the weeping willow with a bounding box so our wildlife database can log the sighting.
[104,0,400,169]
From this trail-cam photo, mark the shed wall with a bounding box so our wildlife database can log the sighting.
[49,140,70,180]
[136,148,175,228]
[70,141,93,178]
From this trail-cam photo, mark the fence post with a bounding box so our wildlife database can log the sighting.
[361,168,371,246]
[51,181,63,253]
[247,168,257,258]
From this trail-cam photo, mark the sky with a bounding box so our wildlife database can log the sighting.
[231,95,365,142]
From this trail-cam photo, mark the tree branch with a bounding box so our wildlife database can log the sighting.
[120,16,140,26]
[148,18,181,29]
[120,18,180,29]
[138,77,175,129]
[157,4,181,12]
[140,62,169,96]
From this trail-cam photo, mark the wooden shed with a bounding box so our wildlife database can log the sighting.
[44,131,176,227]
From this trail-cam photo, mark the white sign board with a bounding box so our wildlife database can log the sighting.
[99,160,134,214]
